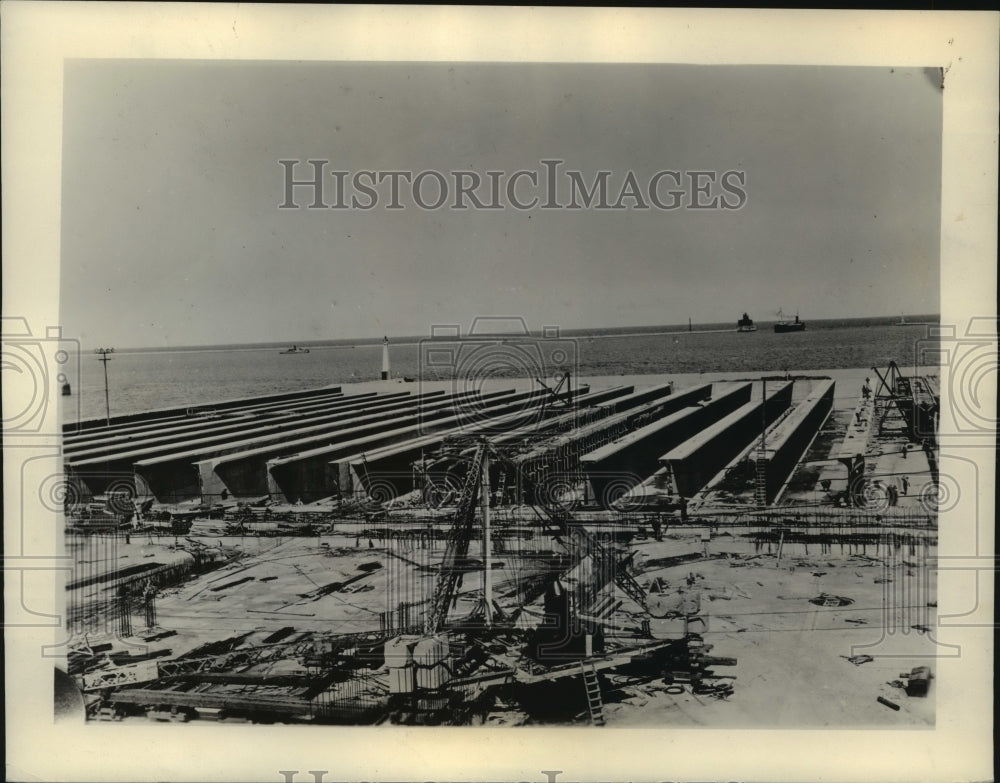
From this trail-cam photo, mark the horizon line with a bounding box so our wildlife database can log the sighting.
[73,311,941,354]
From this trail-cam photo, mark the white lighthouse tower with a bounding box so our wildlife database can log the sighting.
[381,335,390,381]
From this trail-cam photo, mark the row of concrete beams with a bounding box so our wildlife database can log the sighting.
[69,389,512,502]
[68,388,506,475]
[580,383,748,507]
[608,387,790,510]
[509,381,711,471]
[190,387,555,504]
[502,382,699,504]
[411,382,682,507]
[582,383,746,474]
[63,386,357,451]
[659,381,794,499]
[63,390,412,459]
[383,384,646,508]
[262,386,617,505]
[747,379,836,504]
[331,385,635,505]
[63,385,344,434]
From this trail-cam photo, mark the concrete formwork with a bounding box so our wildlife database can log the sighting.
[660,382,793,499]
[64,385,343,434]
[580,382,751,507]
[748,380,835,504]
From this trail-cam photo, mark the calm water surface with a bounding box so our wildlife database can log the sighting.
[62,317,939,424]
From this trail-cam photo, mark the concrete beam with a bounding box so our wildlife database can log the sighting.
[750,380,835,504]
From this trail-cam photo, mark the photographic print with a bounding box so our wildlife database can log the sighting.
[3,6,996,783]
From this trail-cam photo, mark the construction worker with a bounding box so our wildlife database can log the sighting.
[900,475,909,496]
[862,377,872,400]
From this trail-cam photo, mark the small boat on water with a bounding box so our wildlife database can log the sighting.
[280,345,310,354]
[774,309,805,333]
[737,313,757,332]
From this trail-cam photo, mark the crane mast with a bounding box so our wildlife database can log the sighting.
[423,442,487,635]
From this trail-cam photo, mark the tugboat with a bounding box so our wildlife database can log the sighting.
[280,345,310,354]
[773,309,805,333]
[737,313,757,332]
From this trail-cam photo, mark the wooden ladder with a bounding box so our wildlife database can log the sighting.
[580,661,605,726]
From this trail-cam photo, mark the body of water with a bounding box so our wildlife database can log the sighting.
[61,316,939,424]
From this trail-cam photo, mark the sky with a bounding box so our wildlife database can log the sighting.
[60,61,942,349]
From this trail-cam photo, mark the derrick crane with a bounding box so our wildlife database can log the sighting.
[423,442,488,635]
[420,433,648,636]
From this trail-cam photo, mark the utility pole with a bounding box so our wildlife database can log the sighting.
[95,348,114,426]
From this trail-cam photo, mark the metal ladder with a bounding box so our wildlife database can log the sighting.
[494,468,506,506]
[754,456,768,508]
[581,661,605,726]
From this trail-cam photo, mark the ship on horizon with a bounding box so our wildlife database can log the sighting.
[280,345,310,354]
[737,313,757,332]
[774,309,805,333]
